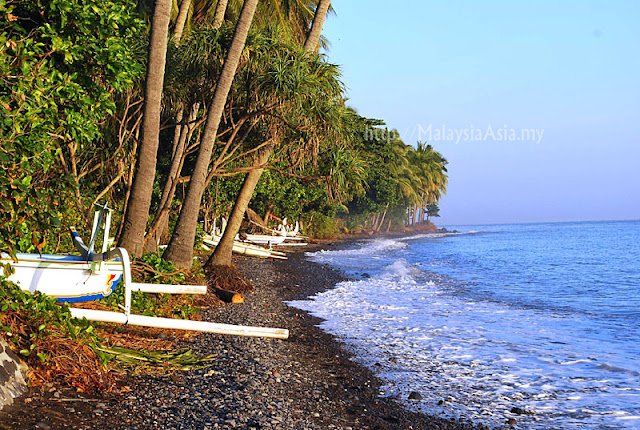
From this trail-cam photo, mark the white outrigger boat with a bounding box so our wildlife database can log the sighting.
[205,218,289,256]
[219,218,290,247]
[201,232,287,260]
[265,218,308,246]
[1,205,288,339]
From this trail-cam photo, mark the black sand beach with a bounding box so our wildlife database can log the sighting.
[0,245,488,430]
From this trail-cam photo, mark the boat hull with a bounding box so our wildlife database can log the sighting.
[1,253,123,303]
[201,235,286,259]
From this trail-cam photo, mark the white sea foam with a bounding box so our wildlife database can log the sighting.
[401,230,484,242]
[289,225,640,429]
[306,238,407,260]
[291,272,637,429]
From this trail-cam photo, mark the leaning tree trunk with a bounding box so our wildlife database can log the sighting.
[303,0,331,52]
[212,0,229,29]
[173,0,191,43]
[206,145,274,267]
[374,204,389,231]
[263,202,274,224]
[163,0,259,268]
[144,102,199,252]
[119,0,172,256]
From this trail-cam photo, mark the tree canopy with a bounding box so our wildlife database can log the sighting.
[0,0,448,262]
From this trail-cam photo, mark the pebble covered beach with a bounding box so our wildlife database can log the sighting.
[0,245,487,430]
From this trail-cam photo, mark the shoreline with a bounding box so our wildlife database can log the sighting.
[0,241,485,430]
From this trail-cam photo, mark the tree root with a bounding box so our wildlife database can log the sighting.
[206,264,254,294]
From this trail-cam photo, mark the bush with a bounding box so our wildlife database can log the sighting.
[305,211,340,239]
[98,253,200,319]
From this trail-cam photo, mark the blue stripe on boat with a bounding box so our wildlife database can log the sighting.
[54,274,122,303]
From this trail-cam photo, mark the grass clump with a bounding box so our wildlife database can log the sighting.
[0,277,113,392]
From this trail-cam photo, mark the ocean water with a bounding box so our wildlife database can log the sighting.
[288,221,640,429]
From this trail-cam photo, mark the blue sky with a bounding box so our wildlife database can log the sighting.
[321,1,640,225]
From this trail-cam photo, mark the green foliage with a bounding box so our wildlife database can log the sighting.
[98,253,198,319]
[96,346,217,371]
[304,211,340,239]
[0,0,448,258]
[426,203,441,219]
[0,0,144,256]
[100,286,197,319]
[0,275,202,389]
[0,170,62,257]
[138,252,186,284]
[0,276,104,363]
[252,169,325,220]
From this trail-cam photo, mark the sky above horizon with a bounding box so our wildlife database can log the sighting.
[321,1,640,226]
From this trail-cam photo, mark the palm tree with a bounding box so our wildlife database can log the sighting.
[212,0,230,28]
[173,0,193,43]
[163,0,259,267]
[119,0,172,256]
[410,142,448,224]
[321,142,367,204]
[207,144,274,267]
[143,0,231,251]
[204,39,345,272]
[203,1,334,271]
[304,0,331,52]
[147,0,317,253]
[193,0,228,25]
[201,0,317,42]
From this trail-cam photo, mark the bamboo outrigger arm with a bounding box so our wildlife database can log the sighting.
[69,308,289,339]
[67,243,289,339]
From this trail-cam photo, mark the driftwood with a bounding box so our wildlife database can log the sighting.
[210,286,245,303]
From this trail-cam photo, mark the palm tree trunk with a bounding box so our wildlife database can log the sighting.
[375,204,389,231]
[173,0,191,43]
[303,0,331,52]
[171,105,185,157]
[212,0,229,29]
[144,102,199,251]
[119,0,172,256]
[206,144,273,268]
[163,0,259,268]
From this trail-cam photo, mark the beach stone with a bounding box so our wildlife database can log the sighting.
[0,247,506,430]
[0,336,29,410]
[4,360,17,374]
[506,418,517,425]
[408,391,423,400]
[510,406,526,415]
[0,366,9,383]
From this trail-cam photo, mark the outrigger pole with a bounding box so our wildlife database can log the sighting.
[69,308,289,339]
[67,205,290,340]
